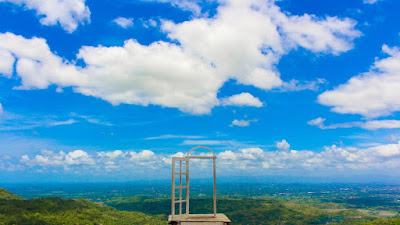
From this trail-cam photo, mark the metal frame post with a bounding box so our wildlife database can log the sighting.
[171,158,176,220]
[213,157,216,217]
[186,159,190,215]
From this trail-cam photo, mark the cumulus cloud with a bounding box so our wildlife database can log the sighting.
[20,149,159,171]
[276,139,290,151]
[221,93,263,107]
[318,45,400,118]
[230,119,258,127]
[0,32,222,115]
[142,19,158,28]
[0,0,360,115]
[163,0,359,91]
[6,141,400,174]
[308,117,400,130]
[0,50,14,77]
[0,0,90,32]
[113,17,134,28]
[162,0,359,93]
[218,142,400,171]
[276,14,360,55]
[21,150,95,168]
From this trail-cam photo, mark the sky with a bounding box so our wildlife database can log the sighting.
[1,0,400,183]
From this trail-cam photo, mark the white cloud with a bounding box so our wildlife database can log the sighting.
[0,0,360,115]
[21,150,94,167]
[8,141,400,175]
[221,93,263,107]
[97,150,124,159]
[181,140,226,145]
[218,142,400,171]
[276,14,360,55]
[0,111,77,131]
[308,117,328,128]
[0,0,90,32]
[363,120,400,130]
[129,150,155,161]
[276,139,290,151]
[76,40,223,115]
[363,0,380,4]
[143,0,202,15]
[20,149,158,171]
[318,45,400,118]
[162,152,185,164]
[65,150,95,165]
[146,134,204,140]
[230,119,258,127]
[163,0,359,91]
[308,117,400,130]
[113,17,134,28]
[0,102,3,114]
[279,78,327,92]
[144,19,158,28]
[0,32,222,115]
[69,113,113,126]
[231,119,250,127]
[0,32,85,89]
[49,119,77,126]
[0,50,14,77]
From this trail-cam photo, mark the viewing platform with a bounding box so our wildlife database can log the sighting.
[168,146,231,225]
[168,213,231,225]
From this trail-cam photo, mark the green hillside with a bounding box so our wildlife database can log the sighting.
[107,196,379,225]
[1,187,399,225]
[364,217,400,225]
[0,188,166,225]
[0,188,23,200]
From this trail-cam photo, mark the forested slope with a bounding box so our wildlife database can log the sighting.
[0,188,166,225]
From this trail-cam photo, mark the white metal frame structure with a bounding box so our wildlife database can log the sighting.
[171,146,217,220]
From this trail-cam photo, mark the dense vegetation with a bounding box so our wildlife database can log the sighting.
[2,184,400,225]
[107,196,379,225]
[0,188,166,225]
[0,189,22,200]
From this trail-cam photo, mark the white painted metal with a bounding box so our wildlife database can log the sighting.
[171,157,189,220]
[186,158,190,215]
[213,157,216,217]
[171,146,218,220]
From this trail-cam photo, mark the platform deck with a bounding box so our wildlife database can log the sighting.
[168,213,231,223]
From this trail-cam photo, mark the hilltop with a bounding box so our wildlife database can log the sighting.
[0,188,166,225]
[0,188,23,200]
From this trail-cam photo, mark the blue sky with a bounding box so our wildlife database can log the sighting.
[1,0,400,182]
